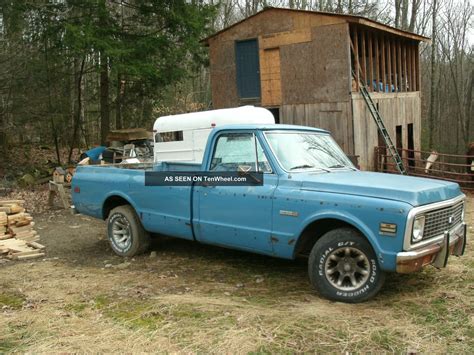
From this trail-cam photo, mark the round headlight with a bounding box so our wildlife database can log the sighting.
[412,216,425,242]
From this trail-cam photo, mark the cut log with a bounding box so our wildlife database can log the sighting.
[0,199,25,205]
[9,252,45,260]
[7,212,32,221]
[26,241,45,250]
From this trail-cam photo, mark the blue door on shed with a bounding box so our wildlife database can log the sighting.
[235,39,261,99]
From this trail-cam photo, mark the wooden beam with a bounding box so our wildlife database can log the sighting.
[402,42,408,92]
[381,36,386,92]
[397,39,402,92]
[361,30,367,86]
[375,34,380,92]
[391,39,397,91]
[368,31,373,91]
[353,26,359,91]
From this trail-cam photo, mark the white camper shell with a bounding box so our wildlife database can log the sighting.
[153,106,275,163]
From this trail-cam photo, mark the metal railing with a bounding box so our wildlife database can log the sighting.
[374,146,474,190]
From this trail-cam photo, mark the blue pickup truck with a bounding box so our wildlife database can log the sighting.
[72,124,467,303]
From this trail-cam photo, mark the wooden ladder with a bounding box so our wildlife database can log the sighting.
[352,70,407,175]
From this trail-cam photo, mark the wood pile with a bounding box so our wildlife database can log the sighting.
[0,200,45,260]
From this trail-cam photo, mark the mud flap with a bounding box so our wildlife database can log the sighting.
[433,232,450,268]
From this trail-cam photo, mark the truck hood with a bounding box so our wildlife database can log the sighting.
[297,171,461,206]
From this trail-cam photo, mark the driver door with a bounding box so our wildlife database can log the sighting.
[194,132,277,254]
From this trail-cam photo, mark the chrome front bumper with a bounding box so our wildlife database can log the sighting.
[396,223,467,273]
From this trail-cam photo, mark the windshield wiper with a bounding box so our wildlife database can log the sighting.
[290,164,314,170]
[290,164,331,173]
[328,164,357,171]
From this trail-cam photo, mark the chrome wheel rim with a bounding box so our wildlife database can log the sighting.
[111,215,131,250]
[324,246,370,291]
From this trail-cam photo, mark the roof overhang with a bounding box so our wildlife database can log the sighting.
[201,7,430,46]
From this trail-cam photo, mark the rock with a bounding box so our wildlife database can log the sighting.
[235,283,244,288]
[224,292,231,296]
[104,264,112,268]
[149,251,157,258]
[255,278,264,284]
[114,262,131,269]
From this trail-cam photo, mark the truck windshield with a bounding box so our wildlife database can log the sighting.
[264,131,355,172]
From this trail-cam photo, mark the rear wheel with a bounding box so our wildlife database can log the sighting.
[107,205,150,257]
[308,228,385,303]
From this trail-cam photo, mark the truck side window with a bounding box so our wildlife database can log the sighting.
[210,133,271,173]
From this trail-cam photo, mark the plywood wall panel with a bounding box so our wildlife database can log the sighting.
[280,23,351,105]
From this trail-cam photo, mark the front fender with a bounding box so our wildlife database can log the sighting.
[294,210,401,272]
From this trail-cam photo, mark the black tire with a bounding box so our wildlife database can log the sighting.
[308,228,385,303]
[107,205,150,257]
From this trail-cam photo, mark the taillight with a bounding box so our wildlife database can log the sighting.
[74,186,80,193]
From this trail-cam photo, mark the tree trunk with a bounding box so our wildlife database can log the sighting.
[394,0,402,28]
[100,52,110,145]
[68,57,85,162]
[401,0,409,30]
[408,0,419,32]
[115,72,123,130]
[428,0,437,149]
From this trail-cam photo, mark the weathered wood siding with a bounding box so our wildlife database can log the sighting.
[281,102,354,155]
[352,91,421,170]
[208,10,348,108]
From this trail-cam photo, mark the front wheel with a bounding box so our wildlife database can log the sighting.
[107,205,150,257]
[308,228,385,303]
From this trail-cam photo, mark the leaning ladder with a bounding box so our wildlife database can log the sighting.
[353,71,407,175]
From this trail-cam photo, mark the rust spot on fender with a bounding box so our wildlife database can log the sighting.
[288,238,295,245]
[271,236,279,243]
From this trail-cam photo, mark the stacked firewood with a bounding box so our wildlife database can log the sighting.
[0,200,45,260]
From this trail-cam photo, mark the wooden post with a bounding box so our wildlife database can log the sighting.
[402,42,408,92]
[353,27,359,91]
[415,43,420,91]
[368,32,374,91]
[375,34,380,92]
[381,36,386,92]
[361,30,367,86]
[407,44,412,91]
[387,37,392,91]
[391,39,397,91]
[411,43,417,91]
[397,39,403,92]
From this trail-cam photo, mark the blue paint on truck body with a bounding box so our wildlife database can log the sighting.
[72,125,463,272]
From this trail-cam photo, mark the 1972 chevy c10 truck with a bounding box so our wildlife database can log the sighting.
[72,124,467,303]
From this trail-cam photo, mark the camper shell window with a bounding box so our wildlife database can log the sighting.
[156,131,184,143]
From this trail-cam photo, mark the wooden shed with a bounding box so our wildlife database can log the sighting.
[203,7,430,170]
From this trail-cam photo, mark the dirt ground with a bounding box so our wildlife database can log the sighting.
[0,194,473,353]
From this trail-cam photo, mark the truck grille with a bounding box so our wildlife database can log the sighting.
[423,201,464,240]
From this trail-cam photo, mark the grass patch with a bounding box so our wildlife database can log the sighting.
[0,323,34,352]
[64,302,87,313]
[0,291,25,310]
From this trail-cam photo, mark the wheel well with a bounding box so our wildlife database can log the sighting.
[102,196,131,220]
[293,218,363,258]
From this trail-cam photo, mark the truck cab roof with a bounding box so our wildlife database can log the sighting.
[210,124,330,134]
